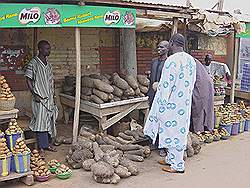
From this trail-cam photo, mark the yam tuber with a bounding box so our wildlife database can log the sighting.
[119,157,139,176]
[118,132,135,141]
[93,142,104,162]
[137,75,149,87]
[112,73,129,90]
[125,75,138,90]
[81,76,94,88]
[82,159,96,171]
[139,85,148,94]
[79,127,96,141]
[112,85,123,97]
[91,95,104,104]
[124,154,144,162]
[91,161,114,179]
[93,79,114,93]
[93,88,109,102]
[123,87,135,96]
[124,130,140,141]
[115,165,131,178]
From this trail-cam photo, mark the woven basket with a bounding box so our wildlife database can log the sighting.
[0,97,16,111]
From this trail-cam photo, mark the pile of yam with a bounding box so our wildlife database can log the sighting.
[79,73,150,104]
[66,128,150,184]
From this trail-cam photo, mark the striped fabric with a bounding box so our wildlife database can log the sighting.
[25,57,58,137]
[13,153,30,173]
[0,155,11,177]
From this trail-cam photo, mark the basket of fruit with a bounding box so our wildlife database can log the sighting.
[48,159,60,173]
[5,119,23,151]
[0,76,16,111]
[13,138,31,173]
[30,150,51,182]
[56,164,72,180]
[0,138,12,177]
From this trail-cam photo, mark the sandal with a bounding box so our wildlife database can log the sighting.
[158,160,170,166]
[46,145,57,152]
[162,166,185,173]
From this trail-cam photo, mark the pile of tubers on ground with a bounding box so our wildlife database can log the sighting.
[80,73,150,104]
[66,127,151,184]
[186,132,202,158]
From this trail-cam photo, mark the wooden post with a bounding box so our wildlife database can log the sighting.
[119,29,124,72]
[172,18,178,36]
[217,0,224,11]
[120,28,137,76]
[230,37,240,103]
[33,28,37,56]
[73,27,81,143]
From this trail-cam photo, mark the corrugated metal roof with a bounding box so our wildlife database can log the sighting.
[122,0,187,8]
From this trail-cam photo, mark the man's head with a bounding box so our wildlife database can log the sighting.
[38,40,51,57]
[157,40,169,57]
[205,54,213,66]
[168,33,185,55]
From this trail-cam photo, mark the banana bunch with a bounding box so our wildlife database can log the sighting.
[239,100,246,110]
[195,132,205,143]
[203,131,214,143]
[13,138,30,155]
[213,129,221,141]
[0,75,15,101]
[31,150,51,177]
[0,138,11,159]
[219,128,230,139]
[0,129,4,137]
[244,107,250,119]
[5,119,23,135]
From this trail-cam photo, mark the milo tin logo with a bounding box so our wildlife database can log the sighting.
[19,7,41,25]
[104,11,120,25]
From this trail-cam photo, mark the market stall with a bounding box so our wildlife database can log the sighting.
[0,2,136,184]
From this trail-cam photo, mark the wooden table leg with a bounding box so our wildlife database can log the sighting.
[99,116,107,134]
[62,104,70,125]
[142,108,149,126]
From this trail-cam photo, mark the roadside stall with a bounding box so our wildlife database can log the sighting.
[0,2,137,185]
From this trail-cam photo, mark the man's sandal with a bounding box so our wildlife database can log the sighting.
[162,166,185,174]
[158,160,170,166]
[46,145,57,152]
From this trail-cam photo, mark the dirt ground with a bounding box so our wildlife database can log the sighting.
[1,126,250,188]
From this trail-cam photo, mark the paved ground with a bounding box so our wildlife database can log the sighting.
[1,131,250,188]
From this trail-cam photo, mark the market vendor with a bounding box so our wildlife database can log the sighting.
[147,40,169,108]
[147,40,169,157]
[25,40,58,158]
[191,59,214,134]
[204,54,232,85]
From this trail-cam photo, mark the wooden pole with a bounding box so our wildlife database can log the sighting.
[122,29,137,76]
[119,29,124,71]
[230,37,240,103]
[217,0,224,11]
[73,27,81,143]
[32,28,37,56]
[172,18,178,36]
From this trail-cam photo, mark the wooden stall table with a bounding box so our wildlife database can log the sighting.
[225,87,250,101]
[59,93,149,131]
[0,109,19,120]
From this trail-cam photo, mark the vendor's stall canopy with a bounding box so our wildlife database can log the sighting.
[136,18,171,32]
[189,10,244,37]
[0,3,136,28]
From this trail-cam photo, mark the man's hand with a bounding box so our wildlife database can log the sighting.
[152,82,159,92]
[34,94,43,103]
